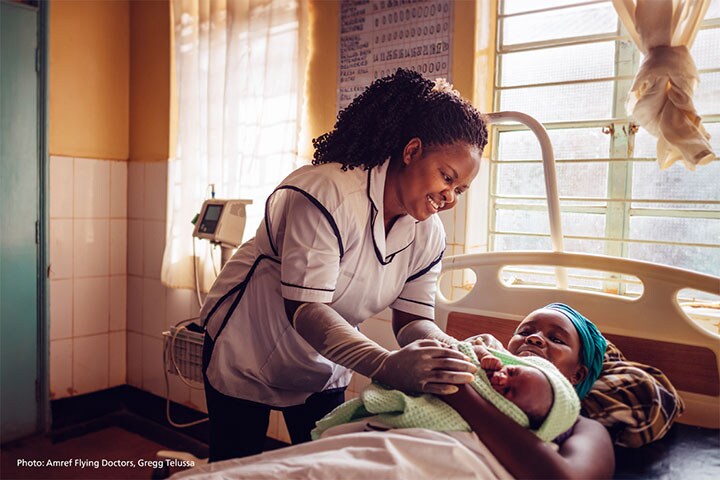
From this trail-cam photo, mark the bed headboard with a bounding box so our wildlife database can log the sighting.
[435,251,720,428]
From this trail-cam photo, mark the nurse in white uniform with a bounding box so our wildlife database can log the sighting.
[200,68,489,462]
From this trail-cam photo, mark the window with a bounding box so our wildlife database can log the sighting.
[486,0,720,296]
[163,0,303,292]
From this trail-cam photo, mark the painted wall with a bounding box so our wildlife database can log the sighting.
[130,0,172,162]
[49,0,129,160]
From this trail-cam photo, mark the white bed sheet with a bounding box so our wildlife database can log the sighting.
[171,427,511,480]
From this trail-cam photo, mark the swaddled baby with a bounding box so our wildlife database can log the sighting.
[312,341,580,443]
[478,348,554,430]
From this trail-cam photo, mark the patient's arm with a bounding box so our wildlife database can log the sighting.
[443,384,614,480]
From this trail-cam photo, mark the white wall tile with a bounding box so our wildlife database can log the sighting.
[74,334,109,395]
[109,331,126,387]
[438,209,455,244]
[453,195,467,247]
[50,156,74,218]
[166,287,195,328]
[50,219,73,279]
[168,374,191,406]
[74,158,110,219]
[128,161,145,219]
[110,219,127,275]
[142,278,166,338]
[142,335,165,397]
[127,275,143,333]
[144,161,167,221]
[110,160,128,218]
[465,161,491,253]
[127,332,143,388]
[50,279,73,340]
[73,219,109,277]
[189,386,208,414]
[127,219,144,276]
[276,415,290,444]
[73,277,110,337]
[267,410,279,439]
[110,275,127,331]
[50,339,73,399]
[143,220,165,279]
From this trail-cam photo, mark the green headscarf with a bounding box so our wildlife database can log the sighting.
[544,303,607,399]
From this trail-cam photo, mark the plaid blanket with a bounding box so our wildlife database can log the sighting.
[582,341,684,448]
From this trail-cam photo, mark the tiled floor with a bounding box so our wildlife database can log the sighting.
[1,426,193,479]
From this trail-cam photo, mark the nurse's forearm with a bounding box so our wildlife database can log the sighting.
[395,318,459,347]
[292,302,387,378]
[292,302,477,394]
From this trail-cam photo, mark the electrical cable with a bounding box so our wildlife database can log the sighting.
[192,237,204,309]
[163,317,208,428]
[208,243,219,277]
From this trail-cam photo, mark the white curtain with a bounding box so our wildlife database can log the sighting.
[163,0,303,291]
[612,0,716,170]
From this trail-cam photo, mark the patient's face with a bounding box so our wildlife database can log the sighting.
[507,309,586,387]
[489,365,552,429]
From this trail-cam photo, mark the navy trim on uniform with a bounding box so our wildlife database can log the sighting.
[264,196,277,256]
[280,281,335,293]
[265,185,344,259]
[205,255,280,340]
[366,167,415,266]
[406,247,445,283]
[396,296,435,308]
[202,282,245,330]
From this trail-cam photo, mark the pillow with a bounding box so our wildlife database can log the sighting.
[582,341,684,448]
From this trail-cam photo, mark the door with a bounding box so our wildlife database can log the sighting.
[0,0,40,442]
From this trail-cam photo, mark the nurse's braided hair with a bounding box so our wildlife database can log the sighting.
[312,68,488,170]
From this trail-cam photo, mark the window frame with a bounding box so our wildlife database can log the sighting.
[486,0,720,296]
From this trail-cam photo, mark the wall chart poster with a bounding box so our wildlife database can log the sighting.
[338,0,454,111]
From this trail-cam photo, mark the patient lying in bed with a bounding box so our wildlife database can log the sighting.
[173,305,614,479]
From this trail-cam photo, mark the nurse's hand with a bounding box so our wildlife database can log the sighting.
[372,339,477,395]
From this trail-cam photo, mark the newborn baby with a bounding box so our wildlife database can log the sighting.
[476,347,553,430]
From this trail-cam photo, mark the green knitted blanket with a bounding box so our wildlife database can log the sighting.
[311,342,579,442]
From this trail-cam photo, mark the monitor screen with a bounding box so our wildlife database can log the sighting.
[204,204,223,222]
[197,203,224,236]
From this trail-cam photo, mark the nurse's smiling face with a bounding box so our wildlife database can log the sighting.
[389,138,482,223]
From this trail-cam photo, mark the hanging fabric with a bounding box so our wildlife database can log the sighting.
[612,0,716,170]
[162,0,303,292]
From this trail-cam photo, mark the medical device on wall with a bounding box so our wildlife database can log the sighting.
[192,198,252,268]
[193,198,252,247]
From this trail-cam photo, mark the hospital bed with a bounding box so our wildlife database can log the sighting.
[172,112,719,479]
[172,251,719,480]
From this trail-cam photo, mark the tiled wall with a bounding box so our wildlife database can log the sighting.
[49,156,128,399]
[125,161,207,414]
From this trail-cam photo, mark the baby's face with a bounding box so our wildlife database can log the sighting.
[489,365,552,428]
